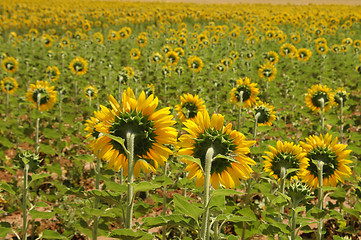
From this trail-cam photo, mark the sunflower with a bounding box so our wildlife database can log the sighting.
[297,48,312,62]
[1,77,18,94]
[305,84,334,112]
[280,43,297,58]
[175,93,206,122]
[69,57,88,76]
[26,80,57,112]
[263,141,308,181]
[165,50,180,66]
[316,44,328,55]
[215,63,226,73]
[41,34,52,47]
[151,52,162,64]
[175,66,184,76]
[174,47,185,57]
[258,62,277,82]
[130,48,141,60]
[299,134,352,188]
[253,101,277,126]
[333,87,349,106]
[187,55,204,73]
[136,34,147,48]
[2,57,18,74]
[84,85,98,99]
[264,51,279,64]
[229,50,239,60]
[93,32,104,44]
[45,66,60,82]
[221,58,233,68]
[86,88,177,176]
[178,110,256,189]
[230,77,259,108]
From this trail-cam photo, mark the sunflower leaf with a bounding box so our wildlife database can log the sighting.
[177,154,203,172]
[213,154,237,163]
[109,229,153,240]
[102,133,128,155]
[173,194,202,224]
[132,182,162,193]
[41,230,68,240]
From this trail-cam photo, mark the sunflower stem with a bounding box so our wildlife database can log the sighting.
[200,147,214,240]
[316,161,324,240]
[58,89,63,153]
[35,93,41,154]
[22,162,29,240]
[92,151,101,240]
[88,91,92,108]
[162,162,168,240]
[318,98,325,134]
[125,133,135,229]
[5,90,9,119]
[340,98,344,142]
[290,200,298,240]
[253,112,261,140]
[237,91,244,131]
[280,167,286,216]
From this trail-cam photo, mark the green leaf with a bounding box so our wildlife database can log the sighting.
[213,154,237,163]
[41,230,67,239]
[211,189,240,197]
[39,144,57,155]
[342,206,360,218]
[294,206,306,214]
[46,162,62,177]
[329,188,346,201]
[308,207,328,219]
[0,136,13,148]
[173,194,202,223]
[109,229,153,240]
[104,180,127,193]
[0,182,16,195]
[333,236,344,240]
[0,222,12,239]
[75,154,94,163]
[29,209,55,219]
[102,133,128,154]
[35,201,50,208]
[43,128,60,139]
[132,182,161,193]
[86,190,121,206]
[177,154,203,172]
[237,207,258,221]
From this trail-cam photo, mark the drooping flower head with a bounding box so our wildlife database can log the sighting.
[305,84,334,112]
[45,66,60,82]
[299,134,352,188]
[69,57,88,76]
[1,77,18,94]
[178,110,256,189]
[26,80,57,111]
[130,48,141,60]
[165,50,180,66]
[333,87,349,106]
[2,57,18,74]
[151,52,163,64]
[187,55,204,73]
[297,48,312,62]
[253,101,277,126]
[263,141,308,181]
[86,88,177,177]
[280,43,297,58]
[258,62,277,82]
[175,93,206,122]
[84,85,98,99]
[264,51,279,64]
[230,77,259,108]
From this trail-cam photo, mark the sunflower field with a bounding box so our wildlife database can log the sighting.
[0,0,361,239]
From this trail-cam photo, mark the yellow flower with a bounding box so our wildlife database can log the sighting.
[165,50,180,66]
[263,141,308,181]
[253,101,277,126]
[1,77,18,94]
[86,88,177,176]
[69,57,88,76]
[2,57,18,74]
[264,51,279,64]
[230,77,259,108]
[258,62,277,82]
[84,85,98,99]
[45,66,60,82]
[297,48,312,62]
[175,93,206,122]
[305,84,334,112]
[333,87,349,106]
[178,110,256,189]
[187,55,204,73]
[280,43,297,58]
[299,134,352,188]
[26,80,57,112]
[130,48,141,60]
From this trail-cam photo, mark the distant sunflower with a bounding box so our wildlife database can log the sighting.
[165,50,180,66]
[175,93,206,122]
[84,85,98,99]
[2,57,18,74]
[299,133,352,188]
[151,52,163,64]
[258,62,277,82]
[230,77,259,108]
[178,110,256,189]
[316,44,328,55]
[280,43,297,58]
[130,48,141,60]
[215,63,226,73]
[26,80,57,111]
[333,87,349,106]
[136,34,147,48]
[297,48,312,62]
[87,88,177,176]
[264,51,279,64]
[1,77,18,94]
[253,101,277,126]
[69,57,88,76]
[45,66,60,82]
[263,141,308,181]
[187,55,204,73]
[305,84,334,112]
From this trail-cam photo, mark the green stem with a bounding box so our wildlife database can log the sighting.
[162,162,168,240]
[280,167,286,217]
[253,112,261,140]
[200,147,214,240]
[92,152,101,240]
[319,98,325,134]
[88,92,92,108]
[5,90,9,119]
[290,201,298,240]
[237,91,244,131]
[22,163,29,240]
[340,98,344,142]
[35,93,41,154]
[316,161,324,240]
[125,133,135,229]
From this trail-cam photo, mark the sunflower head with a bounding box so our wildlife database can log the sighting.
[263,141,308,181]
[287,180,313,206]
[151,52,163,64]
[165,50,180,66]
[45,66,60,82]
[299,133,352,188]
[2,57,18,74]
[130,48,141,60]
[333,87,349,106]
[253,101,277,126]
[297,48,312,62]
[86,88,177,177]
[178,110,256,189]
[305,84,334,112]
[69,57,88,76]
[84,85,98,99]
[1,77,18,94]
[26,80,57,111]
[175,93,206,122]
[187,55,204,73]
[258,62,277,82]
[230,77,259,108]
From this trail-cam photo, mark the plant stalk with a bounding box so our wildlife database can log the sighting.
[22,163,29,240]
[92,152,101,240]
[125,133,135,229]
[253,112,261,140]
[316,161,325,240]
[237,91,244,131]
[162,162,168,240]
